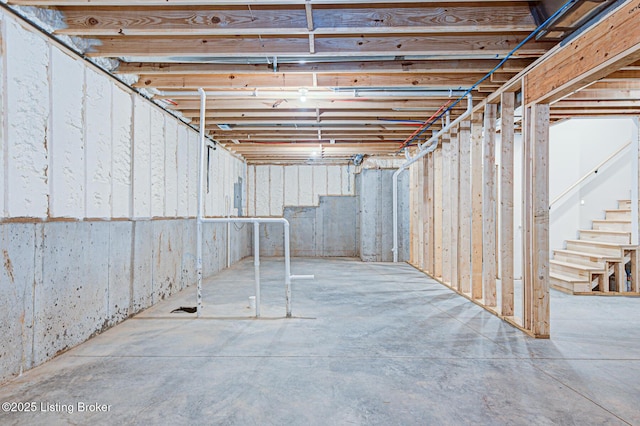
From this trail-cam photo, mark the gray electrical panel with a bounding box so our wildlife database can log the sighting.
[234,177,243,216]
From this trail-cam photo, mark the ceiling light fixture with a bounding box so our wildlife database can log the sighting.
[299,88,308,103]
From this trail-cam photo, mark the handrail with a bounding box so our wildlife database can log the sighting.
[549,140,631,208]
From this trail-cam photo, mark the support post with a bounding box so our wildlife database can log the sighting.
[422,156,431,273]
[530,103,550,338]
[522,104,532,329]
[458,120,472,294]
[450,126,460,290]
[483,104,497,307]
[434,145,443,279]
[500,92,515,316]
[471,112,484,300]
[442,134,452,284]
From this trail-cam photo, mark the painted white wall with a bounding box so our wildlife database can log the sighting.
[0,10,244,220]
[247,164,356,216]
[549,118,636,253]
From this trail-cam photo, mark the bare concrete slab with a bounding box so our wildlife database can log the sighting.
[0,258,639,425]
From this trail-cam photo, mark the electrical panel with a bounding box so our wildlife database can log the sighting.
[234,177,243,216]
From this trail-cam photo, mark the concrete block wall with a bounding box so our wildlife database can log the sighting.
[0,11,251,384]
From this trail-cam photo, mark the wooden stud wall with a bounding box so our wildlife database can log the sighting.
[434,146,443,279]
[442,135,452,284]
[482,104,498,307]
[500,92,515,317]
[458,121,472,294]
[407,96,550,338]
[450,127,460,291]
[470,112,484,300]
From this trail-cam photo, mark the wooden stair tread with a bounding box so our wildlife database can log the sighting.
[605,209,631,213]
[553,249,618,261]
[566,239,623,248]
[580,229,630,235]
[549,260,603,272]
[550,272,588,283]
[592,220,631,224]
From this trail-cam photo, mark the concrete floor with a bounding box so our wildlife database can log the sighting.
[1,258,639,425]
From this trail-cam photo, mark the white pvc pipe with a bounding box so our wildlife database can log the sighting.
[253,221,261,317]
[392,94,473,262]
[201,217,314,317]
[196,88,207,316]
[227,221,232,267]
[161,89,469,99]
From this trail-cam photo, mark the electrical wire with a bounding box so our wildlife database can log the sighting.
[398,0,579,150]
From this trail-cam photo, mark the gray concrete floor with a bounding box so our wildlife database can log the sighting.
[1,257,639,425]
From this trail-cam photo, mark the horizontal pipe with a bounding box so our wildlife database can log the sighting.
[392,93,473,262]
[202,216,313,317]
[161,89,469,99]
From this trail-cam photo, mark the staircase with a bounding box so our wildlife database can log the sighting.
[550,200,640,295]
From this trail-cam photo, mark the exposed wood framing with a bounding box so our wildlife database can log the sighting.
[500,92,515,317]
[530,103,550,338]
[470,112,484,299]
[422,156,431,274]
[414,159,425,267]
[522,105,533,331]
[441,134,452,284]
[482,104,497,307]
[434,145,443,279]
[450,126,460,290]
[458,120,472,294]
[525,0,640,104]
[427,151,435,275]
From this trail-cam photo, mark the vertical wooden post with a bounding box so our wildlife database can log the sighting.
[409,163,416,265]
[458,120,472,294]
[422,156,431,273]
[416,158,425,269]
[531,103,550,338]
[483,104,497,307]
[500,92,515,316]
[442,135,452,284]
[471,112,484,300]
[522,105,533,330]
[428,151,435,274]
[450,126,460,290]
[434,145,443,279]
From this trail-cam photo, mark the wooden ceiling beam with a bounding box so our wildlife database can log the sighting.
[524,0,640,104]
[117,59,535,75]
[86,34,554,58]
[182,109,465,119]
[136,72,492,89]
[8,0,538,7]
[56,4,535,36]
[165,98,469,110]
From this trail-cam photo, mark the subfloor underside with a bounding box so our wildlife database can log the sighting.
[1,258,639,425]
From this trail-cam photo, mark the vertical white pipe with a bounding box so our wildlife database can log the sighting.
[196,88,207,317]
[253,221,261,317]
[284,221,292,317]
[226,196,231,268]
[392,167,405,262]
